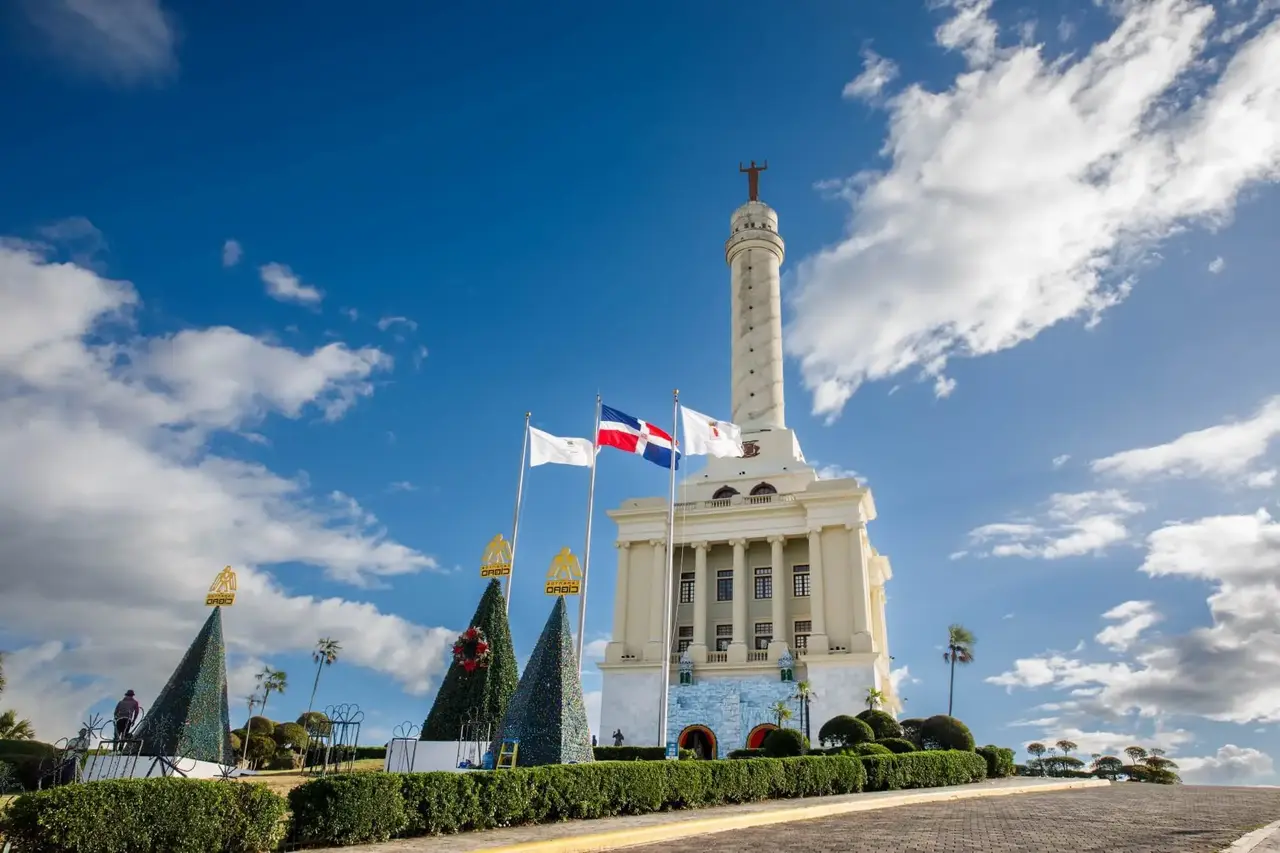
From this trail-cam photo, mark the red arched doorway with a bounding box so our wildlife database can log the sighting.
[678,725,718,760]
[746,723,777,749]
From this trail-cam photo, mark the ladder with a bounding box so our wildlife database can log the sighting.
[496,738,519,769]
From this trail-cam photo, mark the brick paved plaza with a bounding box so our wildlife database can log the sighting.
[628,785,1280,853]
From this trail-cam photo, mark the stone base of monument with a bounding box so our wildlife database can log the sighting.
[384,740,481,773]
[81,754,237,780]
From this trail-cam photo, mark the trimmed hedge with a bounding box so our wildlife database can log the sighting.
[0,777,288,853]
[288,756,869,847]
[855,743,893,757]
[818,715,875,747]
[762,728,807,758]
[920,715,975,752]
[727,748,765,760]
[876,737,918,754]
[0,739,58,790]
[856,709,903,740]
[592,746,695,761]
[976,745,1016,778]
[861,750,987,791]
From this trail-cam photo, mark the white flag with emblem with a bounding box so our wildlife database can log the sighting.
[681,406,744,458]
[529,427,595,467]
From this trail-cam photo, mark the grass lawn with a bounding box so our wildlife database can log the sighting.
[235,758,385,796]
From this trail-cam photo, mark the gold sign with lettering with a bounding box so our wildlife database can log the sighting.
[544,547,582,596]
[206,566,237,607]
[480,534,514,578]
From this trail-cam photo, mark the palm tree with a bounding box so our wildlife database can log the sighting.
[0,709,34,740]
[943,623,976,716]
[791,681,815,742]
[307,638,342,715]
[255,667,288,718]
[865,687,885,710]
[241,694,260,765]
[770,700,793,727]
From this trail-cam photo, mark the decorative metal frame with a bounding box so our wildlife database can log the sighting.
[303,703,363,776]
[386,721,420,773]
[456,706,491,769]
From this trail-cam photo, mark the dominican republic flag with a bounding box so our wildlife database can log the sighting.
[598,404,680,469]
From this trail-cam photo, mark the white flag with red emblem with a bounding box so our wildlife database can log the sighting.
[680,406,744,458]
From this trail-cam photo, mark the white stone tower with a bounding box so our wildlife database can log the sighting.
[597,164,896,757]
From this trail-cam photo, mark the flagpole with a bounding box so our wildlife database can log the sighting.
[576,395,603,674]
[506,412,531,613]
[657,389,679,749]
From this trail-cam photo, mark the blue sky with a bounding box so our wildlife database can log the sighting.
[1,0,1279,784]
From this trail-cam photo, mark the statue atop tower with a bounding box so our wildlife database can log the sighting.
[739,160,768,202]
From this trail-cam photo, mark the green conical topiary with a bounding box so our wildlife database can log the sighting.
[422,579,519,740]
[492,596,593,766]
[134,607,235,764]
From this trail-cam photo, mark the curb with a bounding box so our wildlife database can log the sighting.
[1221,818,1280,853]
[474,778,1111,853]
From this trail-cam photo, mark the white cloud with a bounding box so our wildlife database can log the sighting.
[341,307,359,321]
[1095,600,1162,652]
[1057,17,1077,41]
[1208,255,1226,273]
[842,48,899,102]
[582,637,610,661]
[259,263,324,306]
[964,490,1144,559]
[1052,454,1071,468]
[376,316,418,332]
[584,689,602,739]
[1179,744,1275,784]
[222,239,242,268]
[1091,396,1280,485]
[1246,469,1277,488]
[18,0,178,86]
[387,481,417,493]
[815,463,863,482]
[0,239,453,742]
[889,665,917,694]
[787,0,1280,418]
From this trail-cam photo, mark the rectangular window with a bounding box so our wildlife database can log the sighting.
[754,621,773,650]
[716,569,733,602]
[753,567,772,599]
[792,564,811,598]
[794,619,812,650]
[715,624,733,652]
[677,625,693,652]
[679,571,695,604]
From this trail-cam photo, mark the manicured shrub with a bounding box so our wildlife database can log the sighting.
[818,715,875,747]
[0,777,287,852]
[246,734,277,766]
[856,709,903,740]
[920,715,975,751]
[297,711,331,736]
[899,717,925,746]
[876,737,918,754]
[592,746,695,761]
[855,743,894,756]
[0,739,58,790]
[976,745,1016,778]
[246,716,275,736]
[273,722,308,751]
[861,750,987,791]
[727,748,765,760]
[289,772,408,847]
[229,731,242,753]
[762,727,807,757]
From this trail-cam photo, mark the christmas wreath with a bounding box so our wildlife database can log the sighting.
[452,626,491,673]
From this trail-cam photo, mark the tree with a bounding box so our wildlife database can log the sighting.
[792,681,815,742]
[255,667,288,718]
[943,624,976,716]
[273,722,308,752]
[1124,745,1148,765]
[307,638,342,716]
[297,711,331,737]
[770,700,793,727]
[1056,739,1078,758]
[1093,755,1124,780]
[0,709,34,741]
[865,687,885,710]
[1026,742,1047,775]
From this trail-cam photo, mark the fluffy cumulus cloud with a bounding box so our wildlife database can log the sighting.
[842,48,899,102]
[959,490,1144,559]
[260,262,324,306]
[1179,744,1275,785]
[1095,601,1162,653]
[18,0,178,85]
[1091,396,1280,487]
[1208,256,1226,274]
[0,236,454,740]
[789,0,1280,417]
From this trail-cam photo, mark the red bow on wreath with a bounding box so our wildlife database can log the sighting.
[452,625,493,673]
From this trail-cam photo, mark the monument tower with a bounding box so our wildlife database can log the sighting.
[597,163,896,757]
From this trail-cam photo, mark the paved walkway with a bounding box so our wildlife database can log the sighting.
[306,777,1103,852]
[627,784,1280,853]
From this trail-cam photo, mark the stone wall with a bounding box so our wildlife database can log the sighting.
[666,674,802,757]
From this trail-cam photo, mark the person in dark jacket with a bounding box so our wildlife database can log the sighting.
[113,689,142,747]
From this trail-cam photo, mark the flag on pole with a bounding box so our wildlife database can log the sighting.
[680,406,744,458]
[598,404,680,469]
[528,427,595,467]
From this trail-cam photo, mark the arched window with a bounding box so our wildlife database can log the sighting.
[750,482,777,496]
[712,486,739,500]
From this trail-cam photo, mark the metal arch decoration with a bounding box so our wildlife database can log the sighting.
[544,547,582,595]
[456,705,491,769]
[304,703,363,776]
[480,534,513,578]
[206,566,237,607]
[387,720,421,773]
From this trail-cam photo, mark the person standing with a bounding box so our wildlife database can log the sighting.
[113,689,142,746]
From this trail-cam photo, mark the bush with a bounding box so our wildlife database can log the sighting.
[289,756,868,847]
[273,722,308,751]
[876,737,918,754]
[899,717,925,746]
[856,709,903,740]
[727,748,765,760]
[762,727,807,757]
[855,743,894,757]
[229,731,242,754]
[919,715,975,751]
[976,745,1016,778]
[817,715,875,747]
[246,734,277,766]
[0,739,58,790]
[861,750,987,791]
[246,716,275,736]
[592,746,695,761]
[0,777,287,852]
[297,711,331,737]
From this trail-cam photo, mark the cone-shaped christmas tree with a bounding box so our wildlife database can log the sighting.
[492,596,593,766]
[134,607,235,764]
[422,578,519,740]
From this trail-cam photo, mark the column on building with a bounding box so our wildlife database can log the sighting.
[644,538,666,661]
[767,535,787,661]
[689,541,710,663]
[728,538,748,663]
[805,528,830,654]
[846,524,875,653]
[605,541,630,663]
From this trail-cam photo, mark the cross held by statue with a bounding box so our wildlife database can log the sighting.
[739,160,768,202]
